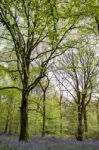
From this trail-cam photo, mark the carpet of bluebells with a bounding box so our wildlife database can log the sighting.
[0,132,99,150]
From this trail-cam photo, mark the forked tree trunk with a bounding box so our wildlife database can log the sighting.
[19,91,29,141]
[40,76,49,137]
[76,104,84,141]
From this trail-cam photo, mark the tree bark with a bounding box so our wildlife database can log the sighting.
[42,93,46,137]
[76,104,84,141]
[96,99,99,125]
[59,94,63,137]
[19,91,29,141]
[84,106,88,132]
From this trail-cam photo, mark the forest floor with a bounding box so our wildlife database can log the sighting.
[0,132,99,150]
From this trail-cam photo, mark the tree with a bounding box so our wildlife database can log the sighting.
[39,75,50,137]
[95,98,99,125]
[54,40,98,140]
[0,0,79,141]
[54,75,64,137]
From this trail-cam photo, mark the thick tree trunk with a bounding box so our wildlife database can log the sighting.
[76,104,84,141]
[19,91,29,141]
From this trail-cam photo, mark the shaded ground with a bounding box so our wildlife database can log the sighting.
[0,132,99,150]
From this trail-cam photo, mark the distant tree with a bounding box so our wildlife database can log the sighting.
[39,74,50,137]
[95,98,99,125]
[54,41,98,140]
[54,76,64,137]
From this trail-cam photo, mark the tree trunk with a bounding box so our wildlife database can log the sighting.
[15,120,19,134]
[84,106,88,132]
[60,114,62,137]
[42,93,46,137]
[19,91,29,141]
[97,109,99,125]
[76,104,84,141]
[96,99,99,124]
[4,113,9,133]
[4,98,12,134]
[8,115,12,135]
[59,94,63,137]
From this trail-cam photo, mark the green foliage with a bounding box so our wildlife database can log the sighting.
[0,0,99,142]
